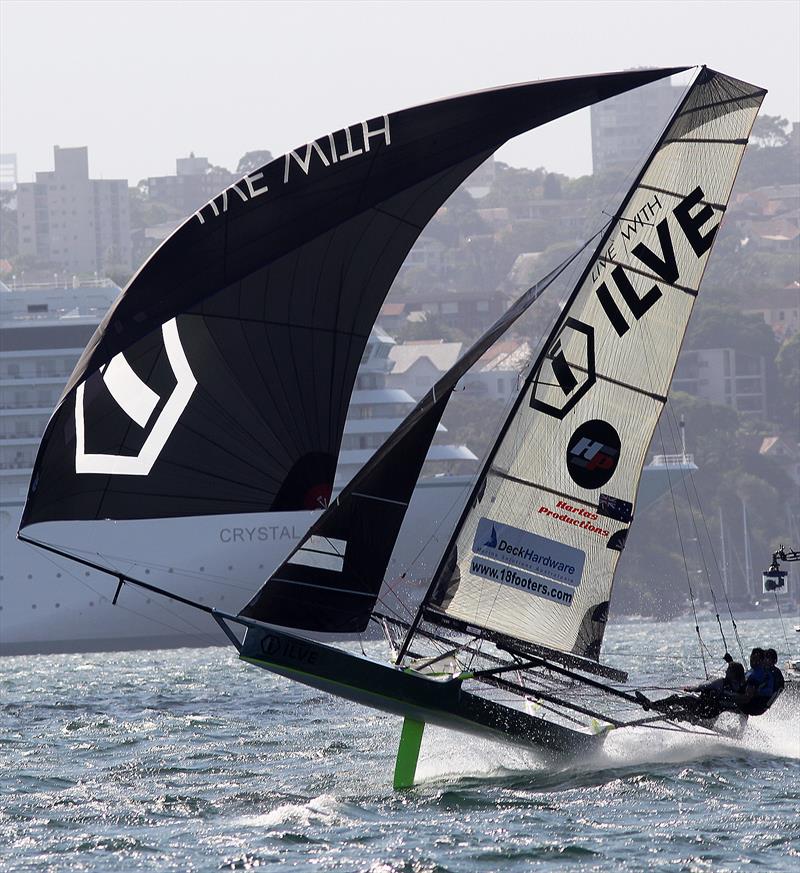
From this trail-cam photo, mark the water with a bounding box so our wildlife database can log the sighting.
[1,616,798,872]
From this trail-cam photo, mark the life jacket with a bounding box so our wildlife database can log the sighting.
[737,667,776,716]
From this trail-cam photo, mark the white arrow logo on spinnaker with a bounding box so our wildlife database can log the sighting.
[74,318,196,476]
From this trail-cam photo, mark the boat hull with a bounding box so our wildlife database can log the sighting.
[240,623,603,758]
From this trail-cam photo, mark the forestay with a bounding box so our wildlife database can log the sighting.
[425,68,765,661]
[19,69,686,529]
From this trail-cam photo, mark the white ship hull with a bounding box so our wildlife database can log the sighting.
[1,465,686,655]
[0,476,469,655]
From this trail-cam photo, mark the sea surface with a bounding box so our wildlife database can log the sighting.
[1,615,798,872]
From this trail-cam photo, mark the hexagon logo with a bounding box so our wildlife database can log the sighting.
[529,317,596,420]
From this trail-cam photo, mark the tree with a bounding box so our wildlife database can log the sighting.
[237,150,274,175]
[736,113,799,189]
[0,190,17,260]
[686,304,778,362]
[481,162,546,213]
[751,115,791,149]
[542,173,563,199]
[776,332,800,437]
[128,186,183,230]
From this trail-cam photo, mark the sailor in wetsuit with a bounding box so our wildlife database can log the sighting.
[650,660,745,721]
[640,647,782,723]
[735,647,775,716]
[764,648,785,694]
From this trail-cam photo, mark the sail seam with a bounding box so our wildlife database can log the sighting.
[197,311,372,339]
[544,359,669,403]
[675,94,761,116]
[638,183,727,211]
[663,137,748,145]
[597,257,698,296]
[271,576,374,597]
[371,204,425,232]
[488,468,598,509]
[422,608,627,681]
[352,492,409,506]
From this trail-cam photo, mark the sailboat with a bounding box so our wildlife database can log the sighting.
[19,66,768,787]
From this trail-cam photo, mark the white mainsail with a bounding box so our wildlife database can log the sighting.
[426,69,765,660]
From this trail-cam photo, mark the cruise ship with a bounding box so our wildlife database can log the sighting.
[0,280,695,655]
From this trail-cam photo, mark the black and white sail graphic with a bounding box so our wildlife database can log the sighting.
[20,68,687,528]
[424,69,765,661]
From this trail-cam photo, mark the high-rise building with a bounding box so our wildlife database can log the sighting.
[590,75,683,175]
[16,146,131,274]
[0,153,17,191]
[146,153,237,217]
[672,347,768,416]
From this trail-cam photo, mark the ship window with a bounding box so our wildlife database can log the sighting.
[26,303,48,313]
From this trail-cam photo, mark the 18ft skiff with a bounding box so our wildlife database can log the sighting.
[19,66,769,787]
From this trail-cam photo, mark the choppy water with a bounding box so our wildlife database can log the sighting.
[1,615,798,872]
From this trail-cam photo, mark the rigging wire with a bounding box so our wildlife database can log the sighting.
[662,409,730,656]
[773,591,792,653]
[32,546,224,648]
[662,403,746,661]
[639,321,711,677]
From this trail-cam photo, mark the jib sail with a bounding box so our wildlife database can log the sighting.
[239,241,600,632]
[420,68,765,661]
[19,68,686,528]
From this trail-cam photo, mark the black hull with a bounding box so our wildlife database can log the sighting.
[240,624,604,758]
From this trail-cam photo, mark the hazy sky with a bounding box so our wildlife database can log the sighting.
[2,1,799,185]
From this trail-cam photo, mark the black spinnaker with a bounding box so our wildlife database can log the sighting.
[20,68,687,529]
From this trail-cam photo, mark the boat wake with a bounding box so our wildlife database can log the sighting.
[415,706,799,788]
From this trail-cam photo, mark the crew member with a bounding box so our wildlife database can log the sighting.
[651,660,745,721]
[736,647,775,716]
[764,648,785,694]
